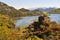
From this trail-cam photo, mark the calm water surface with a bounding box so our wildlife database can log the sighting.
[15,14,60,27]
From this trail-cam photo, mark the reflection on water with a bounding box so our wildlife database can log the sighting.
[15,14,60,27]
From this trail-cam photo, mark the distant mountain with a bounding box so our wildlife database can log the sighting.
[29,7,56,12]
[19,8,43,16]
[0,2,17,10]
[1,2,58,18]
[0,2,19,18]
[49,8,60,14]
[0,2,43,17]
[19,8,30,11]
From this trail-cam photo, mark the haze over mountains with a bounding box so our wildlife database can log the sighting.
[0,2,60,18]
[30,7,56,12]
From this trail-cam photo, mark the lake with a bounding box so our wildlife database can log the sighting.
[15,14,60,27]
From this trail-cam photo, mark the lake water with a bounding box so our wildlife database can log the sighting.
[15,14,60,27]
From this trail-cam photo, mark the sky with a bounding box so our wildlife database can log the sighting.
[0,0,60,9]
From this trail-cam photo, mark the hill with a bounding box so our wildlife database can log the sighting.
[49,8,60,14]
[0,2,43,18]
[0,2,20,18]
[19,8,43,16]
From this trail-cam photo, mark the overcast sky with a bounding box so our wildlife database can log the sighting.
[0,0,60,9]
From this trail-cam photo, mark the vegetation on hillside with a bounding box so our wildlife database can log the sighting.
[0,2,43,18]
[49,8,60,14]
[0,14,21,40]
[0,14,60,40]
[0,2,60,40]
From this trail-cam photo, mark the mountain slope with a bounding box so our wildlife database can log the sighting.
[32,7,56,12]
[18,8,43,16]
[0,2,43,17]
[0,2,20,18]
[49,8,60,14]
